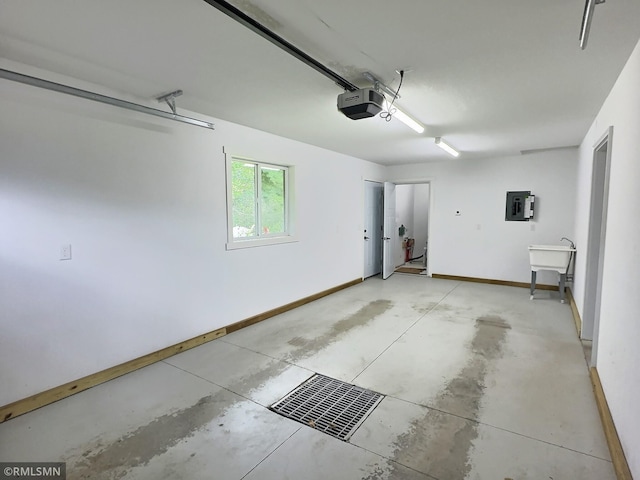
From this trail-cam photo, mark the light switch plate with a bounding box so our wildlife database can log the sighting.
[60,244,72,260]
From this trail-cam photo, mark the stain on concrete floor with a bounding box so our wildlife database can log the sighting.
[285,299,393,361]
[287,336,308,347]
[65,299,399,479]
[386,315,510,479]
[66,358,298,478]
[223,357,290,399]
[411,302,438,315]
[65,309,508,480]
[360,460,431,480]
[67,391,231,479]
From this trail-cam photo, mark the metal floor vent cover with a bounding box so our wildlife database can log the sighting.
[270,374,384,441]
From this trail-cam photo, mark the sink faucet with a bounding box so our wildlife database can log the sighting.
[561,237,575,249]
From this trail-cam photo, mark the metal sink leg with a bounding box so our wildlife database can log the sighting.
[559,273,566,303]
[530,271,536,300]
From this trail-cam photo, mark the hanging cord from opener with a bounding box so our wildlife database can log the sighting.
[380,70,404,122]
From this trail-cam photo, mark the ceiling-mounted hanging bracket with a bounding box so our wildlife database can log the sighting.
[362,72,401,100]
[580,0,606,50]
[156,89,184,115]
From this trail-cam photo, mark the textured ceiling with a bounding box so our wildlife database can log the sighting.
[1,0,639,165]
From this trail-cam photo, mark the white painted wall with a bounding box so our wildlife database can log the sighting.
[412,184,430,262]
[572,38,640,477]
[395,184,415,266]
[387,151,578,284]
[0,63,385,405]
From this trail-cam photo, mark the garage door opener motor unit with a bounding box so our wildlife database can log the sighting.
[337,88,384,120]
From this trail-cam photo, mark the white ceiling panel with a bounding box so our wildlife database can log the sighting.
[1,0,639,164]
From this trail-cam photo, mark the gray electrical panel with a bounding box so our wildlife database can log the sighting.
[506,191,535,221]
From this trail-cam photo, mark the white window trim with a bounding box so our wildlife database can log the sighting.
[225,150,297,250]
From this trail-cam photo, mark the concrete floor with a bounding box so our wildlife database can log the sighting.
[0,276,613,479]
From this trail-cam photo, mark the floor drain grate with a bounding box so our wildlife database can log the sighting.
[270,374,384,441]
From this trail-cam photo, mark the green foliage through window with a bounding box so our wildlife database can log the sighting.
[231,159,287,239]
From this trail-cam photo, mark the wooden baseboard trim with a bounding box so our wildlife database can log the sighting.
[0,327,227,423]
[566,288,582,337]
[226,278,363,334]
[0,278,362,424]
[431,273,559,291]
[590,367,633,480]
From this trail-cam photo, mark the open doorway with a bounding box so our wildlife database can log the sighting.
[582,126,613,367]
[394,183,430,275]
[363,180,431,280]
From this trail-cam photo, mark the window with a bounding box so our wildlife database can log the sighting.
[226,153,295,249]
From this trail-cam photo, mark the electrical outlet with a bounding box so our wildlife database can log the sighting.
[60,244,72,260]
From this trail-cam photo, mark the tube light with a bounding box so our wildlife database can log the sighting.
[383,99,425,134]
[435,137,460,157]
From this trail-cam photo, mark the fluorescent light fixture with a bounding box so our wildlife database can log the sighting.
[580,0,605,50]
[435,137,459,157]
[383,99,425,133]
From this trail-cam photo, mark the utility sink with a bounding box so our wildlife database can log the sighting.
[528,245,576,274]
[528,245,576,303]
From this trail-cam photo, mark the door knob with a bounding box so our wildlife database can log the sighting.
[364,236,370,240]
[383,237,391,240]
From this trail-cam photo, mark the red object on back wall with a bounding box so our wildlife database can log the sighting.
[403,238,415,262]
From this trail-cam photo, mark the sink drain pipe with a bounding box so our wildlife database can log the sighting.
[561,237,576,282]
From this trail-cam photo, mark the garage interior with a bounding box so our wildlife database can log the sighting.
[1,1,639,479]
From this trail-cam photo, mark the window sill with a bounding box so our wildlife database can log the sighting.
[226,235,299,250]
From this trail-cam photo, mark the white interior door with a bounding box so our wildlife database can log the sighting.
[363,181,383,278]
[383,182,396,279]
